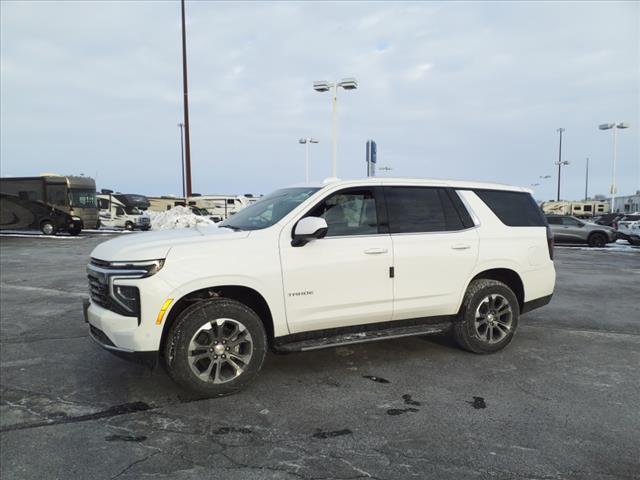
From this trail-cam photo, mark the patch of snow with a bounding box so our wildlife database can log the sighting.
[147,206,215,230]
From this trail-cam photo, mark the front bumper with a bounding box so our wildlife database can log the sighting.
[83,299,158,366]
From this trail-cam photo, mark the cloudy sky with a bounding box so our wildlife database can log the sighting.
[1,1,638,201]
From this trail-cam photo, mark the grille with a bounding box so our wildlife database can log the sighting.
[88,275,110,310]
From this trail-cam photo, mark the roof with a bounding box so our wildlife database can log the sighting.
[290,177,528,193]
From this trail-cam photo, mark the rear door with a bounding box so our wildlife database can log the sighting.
[385,186,479,320]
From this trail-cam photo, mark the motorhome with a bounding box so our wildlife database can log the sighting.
[147,196,186,213]
[187,195,250,222]
[97,191,151,231]
[541,200,609,218]
[0,175,98,234]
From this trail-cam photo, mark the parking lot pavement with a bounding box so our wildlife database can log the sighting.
[1,236,638,480]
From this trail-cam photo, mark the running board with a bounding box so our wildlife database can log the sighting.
[274,321,452,353]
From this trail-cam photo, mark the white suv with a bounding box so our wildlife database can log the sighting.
[84,178,555,396]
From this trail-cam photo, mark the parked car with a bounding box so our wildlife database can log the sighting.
[546,215,616,247]
[84,178,556,396]
[593,213,624,228]
[615,214,640,245]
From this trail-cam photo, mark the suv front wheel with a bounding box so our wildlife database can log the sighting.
[453,279,519,354]
[164,298,267,397]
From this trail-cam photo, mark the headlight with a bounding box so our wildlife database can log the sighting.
[72,216,81,221]
[113,285,140,314]
[88,259,165,321]
[106,259,165,277]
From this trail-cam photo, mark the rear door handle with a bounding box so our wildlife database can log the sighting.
[451,244,471,250]
[364,248,388,255]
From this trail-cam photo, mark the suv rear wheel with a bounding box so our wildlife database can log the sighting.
[588,232,607,248]
[453,279,519,354]
[164,298,267,397]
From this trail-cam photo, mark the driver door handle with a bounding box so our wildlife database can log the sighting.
[451,244,471,250]
[364,248,388,255]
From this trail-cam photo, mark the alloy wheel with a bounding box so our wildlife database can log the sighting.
[187,318,253,383]
[474,294,513,344]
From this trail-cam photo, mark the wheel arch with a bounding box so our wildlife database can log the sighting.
[464,268,525,312]
[159,285,275,357]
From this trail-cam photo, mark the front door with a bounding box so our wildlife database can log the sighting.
[280,187,393,333]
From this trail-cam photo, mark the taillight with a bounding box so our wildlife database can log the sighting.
[546,225,554,260]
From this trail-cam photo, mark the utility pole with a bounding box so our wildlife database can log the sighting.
[178,123,185,197]
[555,128,569,201]
[180,0,193,197]
[584,157,589,201]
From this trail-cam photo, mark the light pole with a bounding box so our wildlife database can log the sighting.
[180,0,193,197]
[313,78,358,178]
[298,137,319,183]
[178,123,185,197]
[598,122,630,213]
[555,128,569,201]
[584,157,589,201]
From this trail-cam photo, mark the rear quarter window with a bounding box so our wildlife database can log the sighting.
[474,190,547,227]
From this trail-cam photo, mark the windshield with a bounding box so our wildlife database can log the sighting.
[220,187,320,231]
[125,206,141,215]
[70,189,96,208]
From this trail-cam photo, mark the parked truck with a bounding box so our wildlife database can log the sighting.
[0,175,98,235]
[97,191,151,231]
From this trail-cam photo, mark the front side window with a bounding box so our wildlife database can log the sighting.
[561,217,582,226]
[70,189,96,208]
[221,187,319,231]
[307,188,378,237]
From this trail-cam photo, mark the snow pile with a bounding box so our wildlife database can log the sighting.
[147,206,215,230]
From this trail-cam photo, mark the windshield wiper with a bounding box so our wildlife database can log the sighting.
[219,225,243,231]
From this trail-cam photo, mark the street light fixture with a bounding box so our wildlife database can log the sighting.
[598,122,630,213]
[313,77,358,177]
[555,128,569,201]
[298,137,319,183]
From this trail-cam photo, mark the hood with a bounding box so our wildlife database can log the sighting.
[90,225,250,262]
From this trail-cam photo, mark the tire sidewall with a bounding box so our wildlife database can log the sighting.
[40,221,55,235]
[460,282,519,353]
[588,233,605,247]
[165,298,267,397]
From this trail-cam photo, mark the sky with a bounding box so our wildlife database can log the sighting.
[1,1,638,201]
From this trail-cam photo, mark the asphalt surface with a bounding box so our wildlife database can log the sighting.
[1,234,639,480]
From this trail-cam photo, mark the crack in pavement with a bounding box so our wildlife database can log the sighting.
[0,401,155,432]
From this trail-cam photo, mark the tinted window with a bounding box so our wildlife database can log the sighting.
[385,187,469,233]
[474,190,546,227]
[546,216,562,225]
[307,188,378,237]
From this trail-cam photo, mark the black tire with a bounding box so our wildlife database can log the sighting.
[164,298,267,397]
[588,232,606,248]
[453,279,519,354]
[125,222,134,231]
[40,220,55,235]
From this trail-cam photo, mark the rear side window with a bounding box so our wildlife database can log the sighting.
[384,187,473,233]
[474,190,546,227]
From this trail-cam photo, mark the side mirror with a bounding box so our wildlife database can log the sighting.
[291,216,328,247]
